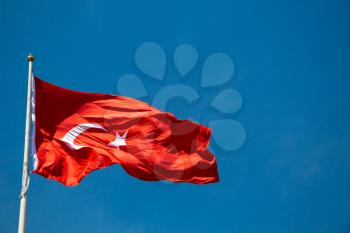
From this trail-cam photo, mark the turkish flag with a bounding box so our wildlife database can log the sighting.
[33,78,219,186]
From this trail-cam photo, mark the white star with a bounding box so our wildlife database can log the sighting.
[108,131,128,148]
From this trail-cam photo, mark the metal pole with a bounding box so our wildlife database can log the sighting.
[18,53,34,233]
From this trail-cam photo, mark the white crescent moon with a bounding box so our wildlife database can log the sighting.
[60,123,107,150]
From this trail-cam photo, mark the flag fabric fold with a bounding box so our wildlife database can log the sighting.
[33,77,219,185]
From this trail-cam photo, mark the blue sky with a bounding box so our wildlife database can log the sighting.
[1,0,350,232]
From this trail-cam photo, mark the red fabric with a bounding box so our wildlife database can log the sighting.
[33,77,219,186]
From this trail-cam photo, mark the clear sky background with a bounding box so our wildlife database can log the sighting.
[1,0,350,233]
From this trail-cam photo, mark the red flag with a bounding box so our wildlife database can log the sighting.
[33,78,219,185]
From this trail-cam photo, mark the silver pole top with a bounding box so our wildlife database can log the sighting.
[27,53,34,62]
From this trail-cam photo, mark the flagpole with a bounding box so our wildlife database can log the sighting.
[18,53,34,233]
